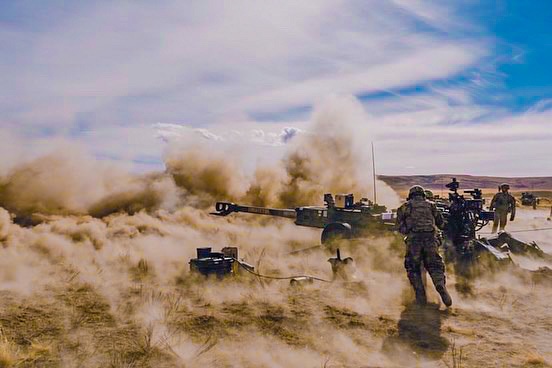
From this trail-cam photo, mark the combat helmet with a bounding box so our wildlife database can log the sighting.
[424,189,434,200]
[408,185,426,199]
[500,183,510,191]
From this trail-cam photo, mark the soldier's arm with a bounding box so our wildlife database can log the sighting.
[432,203,445,230]
[509,195,516,220]
[396,205,407,234]
[489,193,498,210]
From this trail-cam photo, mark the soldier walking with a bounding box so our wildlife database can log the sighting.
[490,183,516,233]
[396,186,452,307]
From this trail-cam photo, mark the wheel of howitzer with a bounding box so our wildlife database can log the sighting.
[321,222,352,247]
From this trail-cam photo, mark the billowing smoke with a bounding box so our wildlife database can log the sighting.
[0,147,181,223]
[245,96,400,208]
[164,149,247,207]
[0,96,399,222]
[278,96,379,207]
[0,207,12,241]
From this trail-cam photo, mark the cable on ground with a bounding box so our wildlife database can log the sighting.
[233,258,332,283]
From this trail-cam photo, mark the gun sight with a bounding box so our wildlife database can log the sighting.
[445,178,459,192]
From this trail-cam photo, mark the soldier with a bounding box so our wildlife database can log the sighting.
[424,189,434,201]
[396,186,452,307]
[490,183,516,233]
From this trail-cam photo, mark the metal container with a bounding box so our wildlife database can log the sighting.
[197,247,212,259]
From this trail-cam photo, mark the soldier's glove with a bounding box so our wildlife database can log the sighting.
[510,214,515,221]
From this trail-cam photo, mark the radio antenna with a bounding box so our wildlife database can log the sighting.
[371,141,377,204]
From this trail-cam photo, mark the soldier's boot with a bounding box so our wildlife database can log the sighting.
[414,287,427,305]
[411,278,427,305]
[436,284,452,307]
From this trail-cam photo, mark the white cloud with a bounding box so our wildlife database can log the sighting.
[390,0,458,30]
[1,0,484,130]
[154,124,224,143]
[235,41,482,114]
[154,123,304,147]
[363,99,552,176]
[1,0,549,176]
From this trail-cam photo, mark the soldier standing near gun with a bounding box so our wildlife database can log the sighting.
[396,186,452,307]
[490,183,516,233]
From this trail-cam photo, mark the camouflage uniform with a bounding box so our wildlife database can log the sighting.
[490,189,516,233]
[424,190,434,201]
[397,187,450,306]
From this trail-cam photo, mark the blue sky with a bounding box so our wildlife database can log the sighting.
[0,0,551,176]
[466,1,552,111]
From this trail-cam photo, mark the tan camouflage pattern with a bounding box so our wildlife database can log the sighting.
[396,197,444,234]
[396,196,447,300]
[490,191,516,233]
[490,191,516,212]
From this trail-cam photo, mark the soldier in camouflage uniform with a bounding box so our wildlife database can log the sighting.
[424,189,434,201]
[396,186,452,306]
[490,183,516,233]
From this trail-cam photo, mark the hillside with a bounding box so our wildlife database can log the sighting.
[378,174,552,192]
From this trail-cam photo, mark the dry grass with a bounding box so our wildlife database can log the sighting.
[2,264,552,368]
[443,325,477,337]
[0,293,64,366]
[524,351,547,366]
[450,340,464,368]
[0,204,551,367]
[0,283,180,368]
[0,328,19,368]
[324,305,367,329]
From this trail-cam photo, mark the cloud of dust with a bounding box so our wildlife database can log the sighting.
[245,95,401,208]
[0,116,416,365]
[278,96,375,206]
[0,146,184,223]
[0,207,12,241]
[0,96,399,223]
[3,97,550,366]
[0,188,550,366]
[164,148,248,207]
[0,195,419,367]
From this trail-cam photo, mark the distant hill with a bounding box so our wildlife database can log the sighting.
[378,174,552,191]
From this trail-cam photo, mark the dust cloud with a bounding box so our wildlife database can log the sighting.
[0,96,399,222]
[0,98,550,367]
[0,146,180,222]
[245,96,401,209]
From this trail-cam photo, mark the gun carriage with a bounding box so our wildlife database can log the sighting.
[212,179,550,271]
[213,194,389,245]
[437,178,550,270]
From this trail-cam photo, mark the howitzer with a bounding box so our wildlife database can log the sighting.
[442,178,494,249]
[520,192,539,209]
[213,194,391,245]
[438,178,550,267]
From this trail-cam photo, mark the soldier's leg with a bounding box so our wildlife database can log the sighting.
[492,211,500,233]
[423,240,452,307]
[404,239,426,304]
[499,210,508,231]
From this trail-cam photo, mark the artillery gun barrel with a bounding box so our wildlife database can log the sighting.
[212,201,297,219]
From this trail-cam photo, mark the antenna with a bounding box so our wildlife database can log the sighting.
[371,141,377,204]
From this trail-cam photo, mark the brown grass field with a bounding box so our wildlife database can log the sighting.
[0,204,551,367]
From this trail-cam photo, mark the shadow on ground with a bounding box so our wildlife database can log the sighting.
[382,302,449,365]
